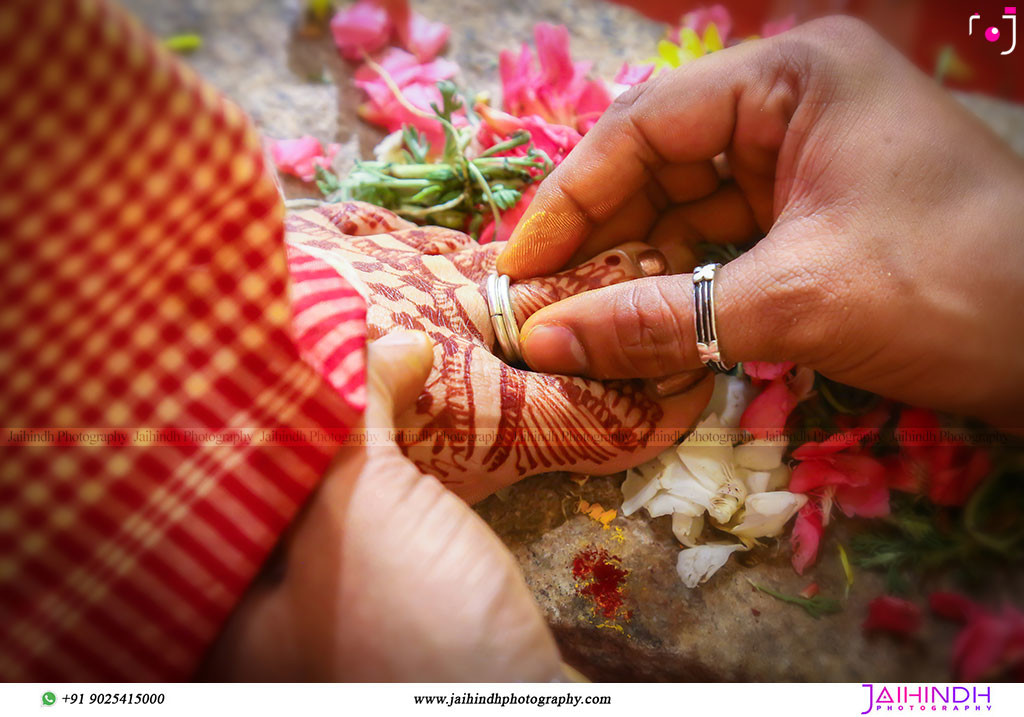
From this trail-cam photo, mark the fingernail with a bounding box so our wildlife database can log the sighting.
[637,249,667,277]
[374,330,431,350]
[520,323,588,374]
[647,370,707,398]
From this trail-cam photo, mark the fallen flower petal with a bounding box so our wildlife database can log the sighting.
[733,436,787,471]
[863,595,923,637]
[799,582,820,599]
[396,9,450,61]
[930,591,980,623]
[744,360,795,381]
[267,135,340,182]
[614,61,655,86]
[676,543,745,588]
[952,604,1024,681]
[895,407,992,506]
[834,475,890,518]
[703,373,759,428]
[790,500,823,575]
[791,428,875,459]
[672,513,704,547]
[330,0,392,60]
[739,375,798,440]
[620,452,664,517]
[731,491,806,539]
[499,23,610,135]
[475,105,581,165]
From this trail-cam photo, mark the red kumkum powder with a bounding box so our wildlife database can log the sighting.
[572,546,630,620]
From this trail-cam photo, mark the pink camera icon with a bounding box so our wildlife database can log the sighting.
[970,7,1018,55]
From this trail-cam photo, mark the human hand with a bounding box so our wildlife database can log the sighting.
[203,331,567,681]
[497,17,1024,429]
[286,201,712,502]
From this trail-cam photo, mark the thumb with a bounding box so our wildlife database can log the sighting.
[517,235,825,378]
[365,330,435,427]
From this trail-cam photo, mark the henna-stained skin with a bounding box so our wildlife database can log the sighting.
[286,201,711,502]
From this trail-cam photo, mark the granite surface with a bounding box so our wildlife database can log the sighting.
[121,0,1024,681]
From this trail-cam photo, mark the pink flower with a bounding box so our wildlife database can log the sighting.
[893,408,992,506]
[863,596,923,637]
[267,135,341,182]
[761,15,797,38]
[479,184,536,245]
[353,48,460,144]
[330,0,392,60]
[675,4,733,44]
[739,375,798,440]
[396,9,450,61]
[475,104,581,165]
[744,360,795,381]
[614,62,655,86]
[930,591,980,623]
[930,594,1024,681]
[790,500,823,575]
[954,607,1024,681]
[789,429,890,519]
[499,23,611,135]
[331,1,450,63]
[354,46,458,87]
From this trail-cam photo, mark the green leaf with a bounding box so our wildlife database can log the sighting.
[406,185,443,205]
[402,126,429,164]
[490,186,521,210]
[749,581,843,619]
[314,164,342,196]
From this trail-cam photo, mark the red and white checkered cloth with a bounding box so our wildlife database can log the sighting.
[0,0,368,680]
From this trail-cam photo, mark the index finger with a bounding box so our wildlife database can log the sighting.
[495,39,770,280]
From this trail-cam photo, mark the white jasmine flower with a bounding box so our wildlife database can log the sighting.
[672,513,704,547]
[730,491,807,539]
[703,374,759,427]
[676,543,746,588]
[620,454,665,516]
[373,130,406,163]
[734,436,788,471]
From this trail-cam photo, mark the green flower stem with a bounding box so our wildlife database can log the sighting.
[467,161,502,228]
[477,131,532,158]
[396,192,467,218]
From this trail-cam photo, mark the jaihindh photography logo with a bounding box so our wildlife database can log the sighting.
[860,685,993,713]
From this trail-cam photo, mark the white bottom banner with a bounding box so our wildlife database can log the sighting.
[0,683,1015,717]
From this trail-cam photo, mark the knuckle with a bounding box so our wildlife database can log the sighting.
[749,247,846,362]
[771,17,886,91]
[609,279,686,376]
[797,15,879,50]
[609,82,649,115]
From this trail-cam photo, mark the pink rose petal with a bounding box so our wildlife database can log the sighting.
[267,135,340,182]
[739,376,797,440]
[398,11,450,61]
[330,0,392,61]
[499,24,610,136]
[614,62,655,86]
[744,360,795,381]
[790,501,823,575]
[863,596,923,637]
[930,591,980,623]
[952,606,1024,681]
